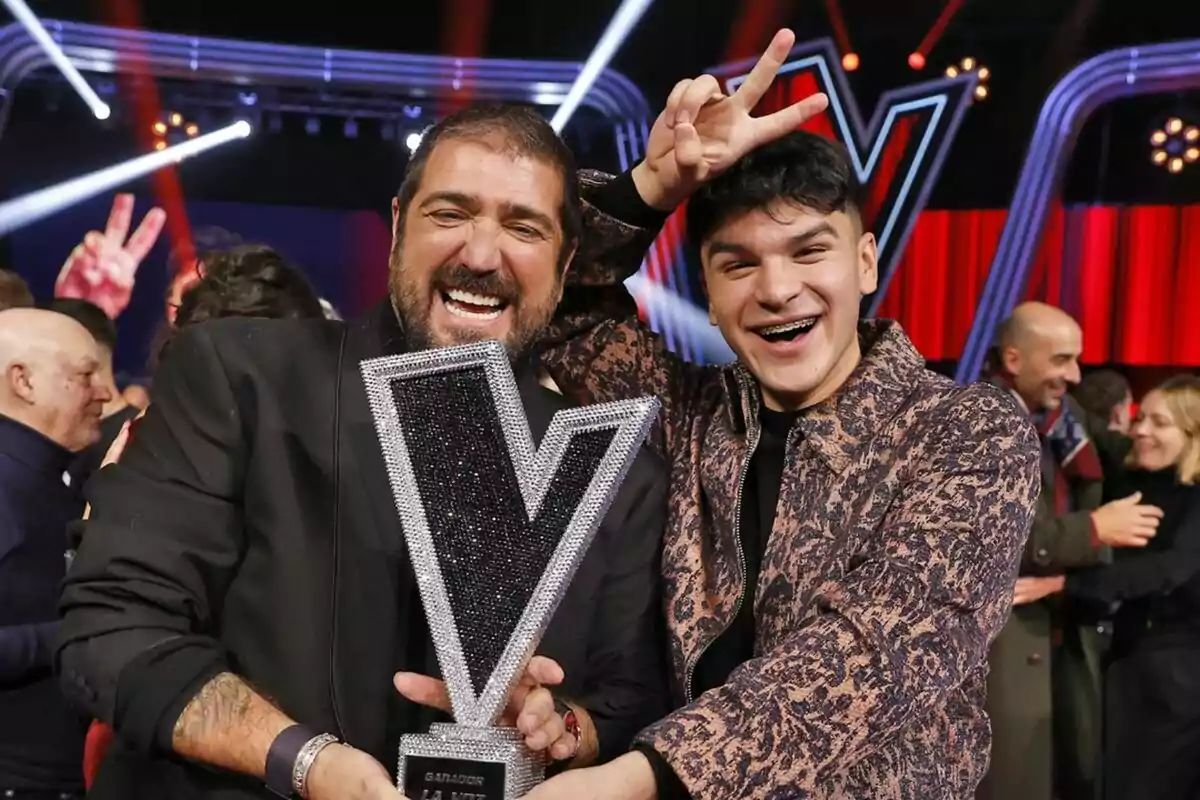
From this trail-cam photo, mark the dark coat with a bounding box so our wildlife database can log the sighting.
[979,396,1116,800]
[57,301,670,799]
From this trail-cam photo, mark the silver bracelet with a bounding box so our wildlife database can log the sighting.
[292,732,340,797]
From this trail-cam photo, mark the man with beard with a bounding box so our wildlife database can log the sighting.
[57,105,670,800]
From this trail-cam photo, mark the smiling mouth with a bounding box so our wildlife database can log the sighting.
[753,315,819,343]
[440,288,508,321]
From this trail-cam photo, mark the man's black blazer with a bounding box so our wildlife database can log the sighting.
[58,301,668,799]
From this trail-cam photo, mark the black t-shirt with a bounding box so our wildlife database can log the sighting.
[690,406,795,694]
[642,406,797,800]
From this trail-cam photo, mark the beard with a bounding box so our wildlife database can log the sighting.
[388,240,558,360]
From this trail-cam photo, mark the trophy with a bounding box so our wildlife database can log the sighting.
[360,340,658,800]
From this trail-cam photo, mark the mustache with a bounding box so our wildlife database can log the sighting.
[431,263,518,304]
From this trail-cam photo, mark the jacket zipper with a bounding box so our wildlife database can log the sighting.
[683,381,761,703]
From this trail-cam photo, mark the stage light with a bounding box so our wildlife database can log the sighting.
[154,111,199,150]
[405,132,423,152]
[0,120,251,238]
[908,52,926,70]
[0,0,110,119]
[344,119,358,139]
[947,57,990,101]
[550,0,654,132]
[1151,116,1197,174]
[842,52,860,72]
[305,117,320,136]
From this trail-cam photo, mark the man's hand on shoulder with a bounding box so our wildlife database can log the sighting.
[631,28,828,211]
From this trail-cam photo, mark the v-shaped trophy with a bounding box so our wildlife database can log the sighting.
[361,340,658,800]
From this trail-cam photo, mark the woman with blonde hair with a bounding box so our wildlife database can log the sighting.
[1048,375,1200,799]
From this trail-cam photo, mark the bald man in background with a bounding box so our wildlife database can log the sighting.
[0,308,111,798]
[979,302,1162,800]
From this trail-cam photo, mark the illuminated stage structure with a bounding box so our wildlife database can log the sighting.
[955,39,1200,382]
[3,20,1197,370]
[0,20,979,365]
[0,18,715,355]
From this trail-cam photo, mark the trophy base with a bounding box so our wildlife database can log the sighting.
[398,723,546,800]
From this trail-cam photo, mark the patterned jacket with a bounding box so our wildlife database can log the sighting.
[541,175,1042,799]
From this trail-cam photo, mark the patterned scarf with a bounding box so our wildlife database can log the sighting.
[990,372,1103,513]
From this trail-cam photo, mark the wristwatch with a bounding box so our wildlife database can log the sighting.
[554,698,581,759]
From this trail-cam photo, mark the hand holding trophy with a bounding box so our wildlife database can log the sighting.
[395,655,584,764]
[361,340,657,799]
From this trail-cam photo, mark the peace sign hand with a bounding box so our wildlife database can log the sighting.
[631,28,830,211]
[55,193,165,319]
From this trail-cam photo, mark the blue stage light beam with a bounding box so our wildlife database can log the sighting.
[0,0,109,118]
[0,120,250,237]
[550,0,655,133]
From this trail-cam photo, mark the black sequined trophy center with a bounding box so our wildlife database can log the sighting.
[361,341,658,800]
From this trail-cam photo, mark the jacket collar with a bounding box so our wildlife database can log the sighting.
[0,413,75,478]
[723,320,926,472]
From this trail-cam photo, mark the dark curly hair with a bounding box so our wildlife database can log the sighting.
[686,130,866,252]
[152,245,325,367]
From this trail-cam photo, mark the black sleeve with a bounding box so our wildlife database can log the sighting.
[585,170,672,231]
[632,744,690,800]
[573,457,671,764]
[56,324,247,754]
[1066,493,1200,606]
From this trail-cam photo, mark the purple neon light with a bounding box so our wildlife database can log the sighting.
[0,19,649,122]
[956,40,1200,383]
[710,38,977,318]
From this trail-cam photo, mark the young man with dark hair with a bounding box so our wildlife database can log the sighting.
[59,103,669,800]
[519,34,1042,798]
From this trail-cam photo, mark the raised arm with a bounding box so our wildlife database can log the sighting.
[542,31,828,459]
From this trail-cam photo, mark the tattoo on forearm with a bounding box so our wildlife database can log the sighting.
[172,672,256,746]
[171,671,292,776]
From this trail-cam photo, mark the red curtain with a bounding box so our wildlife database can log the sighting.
[876,203,1200,366]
